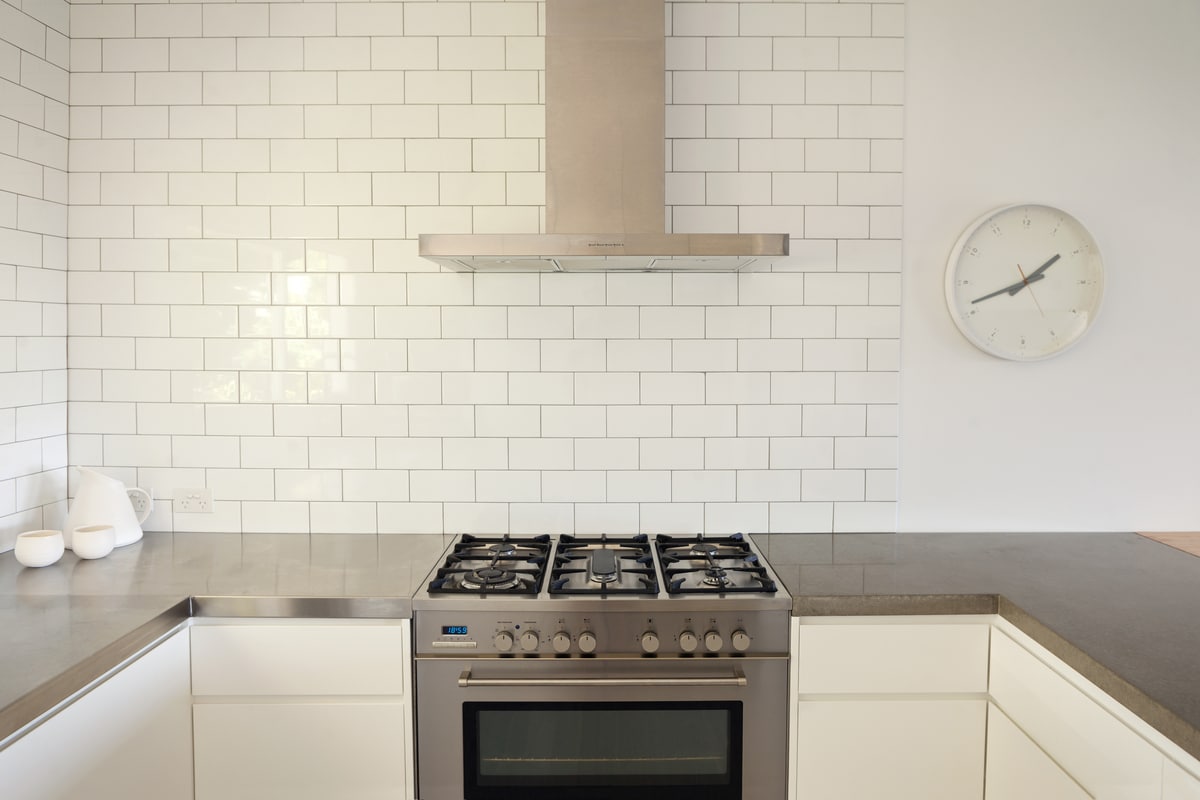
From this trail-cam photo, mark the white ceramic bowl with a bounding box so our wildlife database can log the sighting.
[14,530,65,568]
[71,524,116,560]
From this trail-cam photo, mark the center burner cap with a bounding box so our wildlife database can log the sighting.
[487,543,517,558]
[690,543,719,558]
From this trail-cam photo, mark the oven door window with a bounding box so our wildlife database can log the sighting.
[462,701,742,800]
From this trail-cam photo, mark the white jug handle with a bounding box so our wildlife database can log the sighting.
[128,487,153,524]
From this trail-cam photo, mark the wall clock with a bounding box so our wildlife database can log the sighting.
[944,204,1105,361]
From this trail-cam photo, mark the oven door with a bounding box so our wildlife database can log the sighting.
[415,656,787,800]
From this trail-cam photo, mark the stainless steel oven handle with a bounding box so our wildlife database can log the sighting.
[457,668,747,688]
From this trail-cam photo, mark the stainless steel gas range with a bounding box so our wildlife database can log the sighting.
[411,533,791,800]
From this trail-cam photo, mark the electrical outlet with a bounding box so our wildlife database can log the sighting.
[176,488,213,514]
[127,488,152,516]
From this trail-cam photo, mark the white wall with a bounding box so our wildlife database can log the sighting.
[0,0,70,551]
[43,0,904,539]
[900,0,1200,531]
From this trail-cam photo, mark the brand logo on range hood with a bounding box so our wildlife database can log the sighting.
[417,0,789,273]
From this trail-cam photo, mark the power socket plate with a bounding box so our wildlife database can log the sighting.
[176,488,213,514]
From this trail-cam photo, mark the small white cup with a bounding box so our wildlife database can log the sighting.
[71,524,116,560]
[14,530,66,568]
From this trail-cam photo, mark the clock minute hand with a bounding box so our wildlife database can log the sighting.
[1024,253,1061,282]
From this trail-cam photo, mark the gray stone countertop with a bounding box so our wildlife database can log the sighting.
[755,531,1200,761]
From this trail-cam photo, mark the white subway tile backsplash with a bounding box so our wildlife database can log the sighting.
[30,0,902,538]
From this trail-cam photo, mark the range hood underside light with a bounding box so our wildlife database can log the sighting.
[416,0,791,273]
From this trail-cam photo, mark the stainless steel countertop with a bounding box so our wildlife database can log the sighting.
[1,530,1198,764]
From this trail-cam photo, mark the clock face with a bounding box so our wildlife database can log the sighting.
[945,204,1105,361]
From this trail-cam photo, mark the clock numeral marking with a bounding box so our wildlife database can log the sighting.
[989,329,999,340]
[990,224,1002,237]
[966,247,979,257]
[1021,215,1032,228]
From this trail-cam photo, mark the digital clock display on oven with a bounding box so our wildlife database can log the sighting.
[442,625,469,636]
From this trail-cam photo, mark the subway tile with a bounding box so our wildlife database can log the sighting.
[308,371,375,404]
[305,104,371,138]
[472,3,538,36]
[373,106,438,138]
[509,372,572,405]
[509,438,572,471]
[377,438,442,470]
[475,406,540,438]
[405,71,470,104]
[340,71,408,104]
[508,307,572,339]
[270,71,336,106]
[375,307,441,339]
[541,339,605,372]
[408,339,473,371]
[371,37,438,71]
[773,105,838,138]
[574,503,640,535]
[706,437,769,469]
[71,5,135,39]
[172,435,240,468]
[543,471,605,503]
[237,105,303,139]
[671,3,738,36]
[772,372,835,404]
[442,503,508,535]
[542,406,605,438]
[136,72,201,106]
[378,502,444,534]
[802,470,865,502]
[674,340,737,373]
[269,3,335,37]
[137,5,201,38]
[509,503,574,535]
[411,470,474,502]
[705,104,771,138]
[442,372,507,405]
[672,470,736,503]
[276,470,343,501]
[607,406,670,438]
[707,38,771,71]
[168,173,235,206]
[475,274,538,306]
[574,439,637,471]
[136,338,202,371]
[705,503,768,535]
[237,38,303,71]
[574,306,637,339]
[374,373,439,406]
[837,240,902,272]
[737,470,801,502]
[206,404,274,436]
[405,2,470,35]
[409,404,475,437]
[606,471,672,503]
[271,339,338,371]
[203,140,269,172]
[770,437,834,469]
[237,371,304,404]
[344,470,409,502]
[472,138,538,171]
[171,38,236,72]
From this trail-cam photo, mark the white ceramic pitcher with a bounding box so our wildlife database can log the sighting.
[63,467,153,550]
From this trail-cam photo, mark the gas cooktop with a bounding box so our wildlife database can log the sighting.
[420,532,779,599]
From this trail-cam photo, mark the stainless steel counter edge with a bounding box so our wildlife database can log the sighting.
[794,593,1200,763]
[191,595,412,619]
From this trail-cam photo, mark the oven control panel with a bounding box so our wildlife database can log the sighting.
[415,611,789,657]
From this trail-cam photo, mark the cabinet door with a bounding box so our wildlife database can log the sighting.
[1164,760,1200,800]
[0,629,193,800]
[793,699,986,800]
[985,704,1092,799]
[193,703,407,800]
[989,628,1162,799]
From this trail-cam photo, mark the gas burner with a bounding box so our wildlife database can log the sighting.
[702,567,730,587]
[462,567,521,591]
[690,543,719,559]
[487,543,517,558]
[549,534,659,595]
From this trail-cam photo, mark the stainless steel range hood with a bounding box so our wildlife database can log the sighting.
[418,0,789,272]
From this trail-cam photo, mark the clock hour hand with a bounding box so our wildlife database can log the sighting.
[971,272,1045,304]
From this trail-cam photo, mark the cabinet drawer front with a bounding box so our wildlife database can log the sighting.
[796,622,989,694]
[794,698,987,800]
[192,623,407,696]
[989,628,1162,799]
[194,703,407,800]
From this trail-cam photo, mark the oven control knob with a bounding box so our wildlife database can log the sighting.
[520,630,540,652]
[578,631,597,654]
[704,631,724,652]
[731,630,751,652]
[552,631,572,653]
[494,630,514,652]
[678,630,699,653]
[640,631,660,654]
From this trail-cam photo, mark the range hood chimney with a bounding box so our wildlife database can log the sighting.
[418,0,789,272]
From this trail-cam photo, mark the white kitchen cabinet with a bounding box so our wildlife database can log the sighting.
[190,619,413,800]
[794,698,987,800]
[791,617,991,800]
[985,703,1092,799]
[795,620,990,694]
[1164,759,1200,800]
[193,703,406,800]
[989,626,1163,799]
[0,628,193,800]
